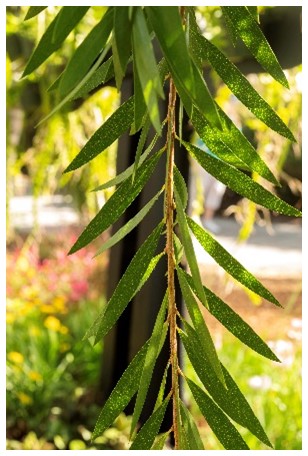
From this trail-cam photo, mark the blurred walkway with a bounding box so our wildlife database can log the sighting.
[9,195,301,279]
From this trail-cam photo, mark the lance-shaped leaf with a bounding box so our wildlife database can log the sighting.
[183,271,280,362]
[184,141,302,217]
[177,267,226,386]
[188,217,280,306]
[24,7,47,20]
[132,117,151,182]
[186,377,250,450]
[23,7,90,77]
[132,7,164,133]
[92,340,149,440]
[130,396,170,450]
[180,399,204,450]
[84,223,163,344]
[174,233,184,265]
[94,189,163,257]
[151,432,170,450]
[174,166,188,210]
[222,7,289,88]
[71,57,114,99]
[154,360,170,411]
[58,8,113,97]
[189,19,294,141]
[130,293,168,436]
[146,6,221,129]
[174,186,208,310]
[247,6,259,22]
[132,59,147,134]
[113,7,133,90]
[69,149,162,254]
[180,323,272,447]
[65,96,134,173]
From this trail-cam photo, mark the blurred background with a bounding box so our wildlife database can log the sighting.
[6,6,301,450]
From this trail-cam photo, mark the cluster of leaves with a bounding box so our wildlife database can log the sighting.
[22,6,301,450]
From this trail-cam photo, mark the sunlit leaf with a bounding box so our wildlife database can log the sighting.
[174,166,188,210]
[180,399,204,450]
[130,396,170,450]
[180,323,272,447]
[177,267,226,386]
[69,149,162,254]
[174,186,208,310]
[173,233,184,265]
[151,432,170,450]
[23,7,90,77]
[94,189,163,257]
[186,377,250,450]
[113,7,133,90]
[188,216,280,306]
[154,360,170,411]
[130,293,168,436]
[183,270,280,362]
[71,57,114,99]
[132,117,151,182]
[184,141,302,217]
[247,6,259,22]
[84,222,163,344]
[65,97,134,173]
[222,7,288,88]
[92,340,150,440]
[58,8,113,97]
[24,6,47,21]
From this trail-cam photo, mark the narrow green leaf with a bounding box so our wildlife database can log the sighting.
[69,149,162,254]
[173,233,184,265]
[186,378,250,450]
[130,396,170,450]
[71,57,114,99]
[94,189,163,257]
[130,293,168,436]
[222,7,288,88]
[184,141,302,217]
[146,6,221,129]
[190,106,279,185]
[23,7,90,77]
[151,432,170,450]
[247,6,259,22]
[188,217,280,306]
[189,20,294,141]
[183,271,280,362]
[132,7,164,133]
[24,7,47,21]
[132,117,151,183]
[92,340,150,440]
[154,360,170,411]
[174,187,208,310]
[180,323,272,447]
[177,267,226,386]
[132,59,147,133]
[112,7,133,90]
[174,166,188,210]
[180,399,204,450]
[65,97,134,173]
[135,253,165,296]
[84,223,163,344]
[58,8,113,97]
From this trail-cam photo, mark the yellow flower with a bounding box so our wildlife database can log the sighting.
[59,325,69,335]
[28,371,42,382]
[8,351,24,364]
[53,296,66,311]
[44,316,61,332]
[6,313,15,324]
[17,392,33,405]
[40,304,55,314]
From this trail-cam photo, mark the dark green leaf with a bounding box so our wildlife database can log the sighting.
[65,97,134,173]
[154,360,170,411]
[173,233,184,265]
[135,253,165,296]
[132,7,164,133]
[183,270,280,362]
[132,59,147,133]
[184,141,302,217]
[69,149,162,254]
[146,6,221,129]
[92,340,149,440]
[188,216,280,306]
[131,294,168,436]
[112,7,133,89]
[186,377,250,450]
[84,223,163,343]
[177,267,226,386]
[71,57,114,100]
[23,7,90,77]
[151,432,170,450]
[174,166,188,210]
[180,323,272,447]
[222,7,288,88]
[130,396,170,450]
[180,399,204,450]
[24,6,47,21]
[174,187,208,310]
[58,8,113,97]
[94,189,163,257]
[132,117,151,182]
[189,20,294,141]
[247,6,259,22]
